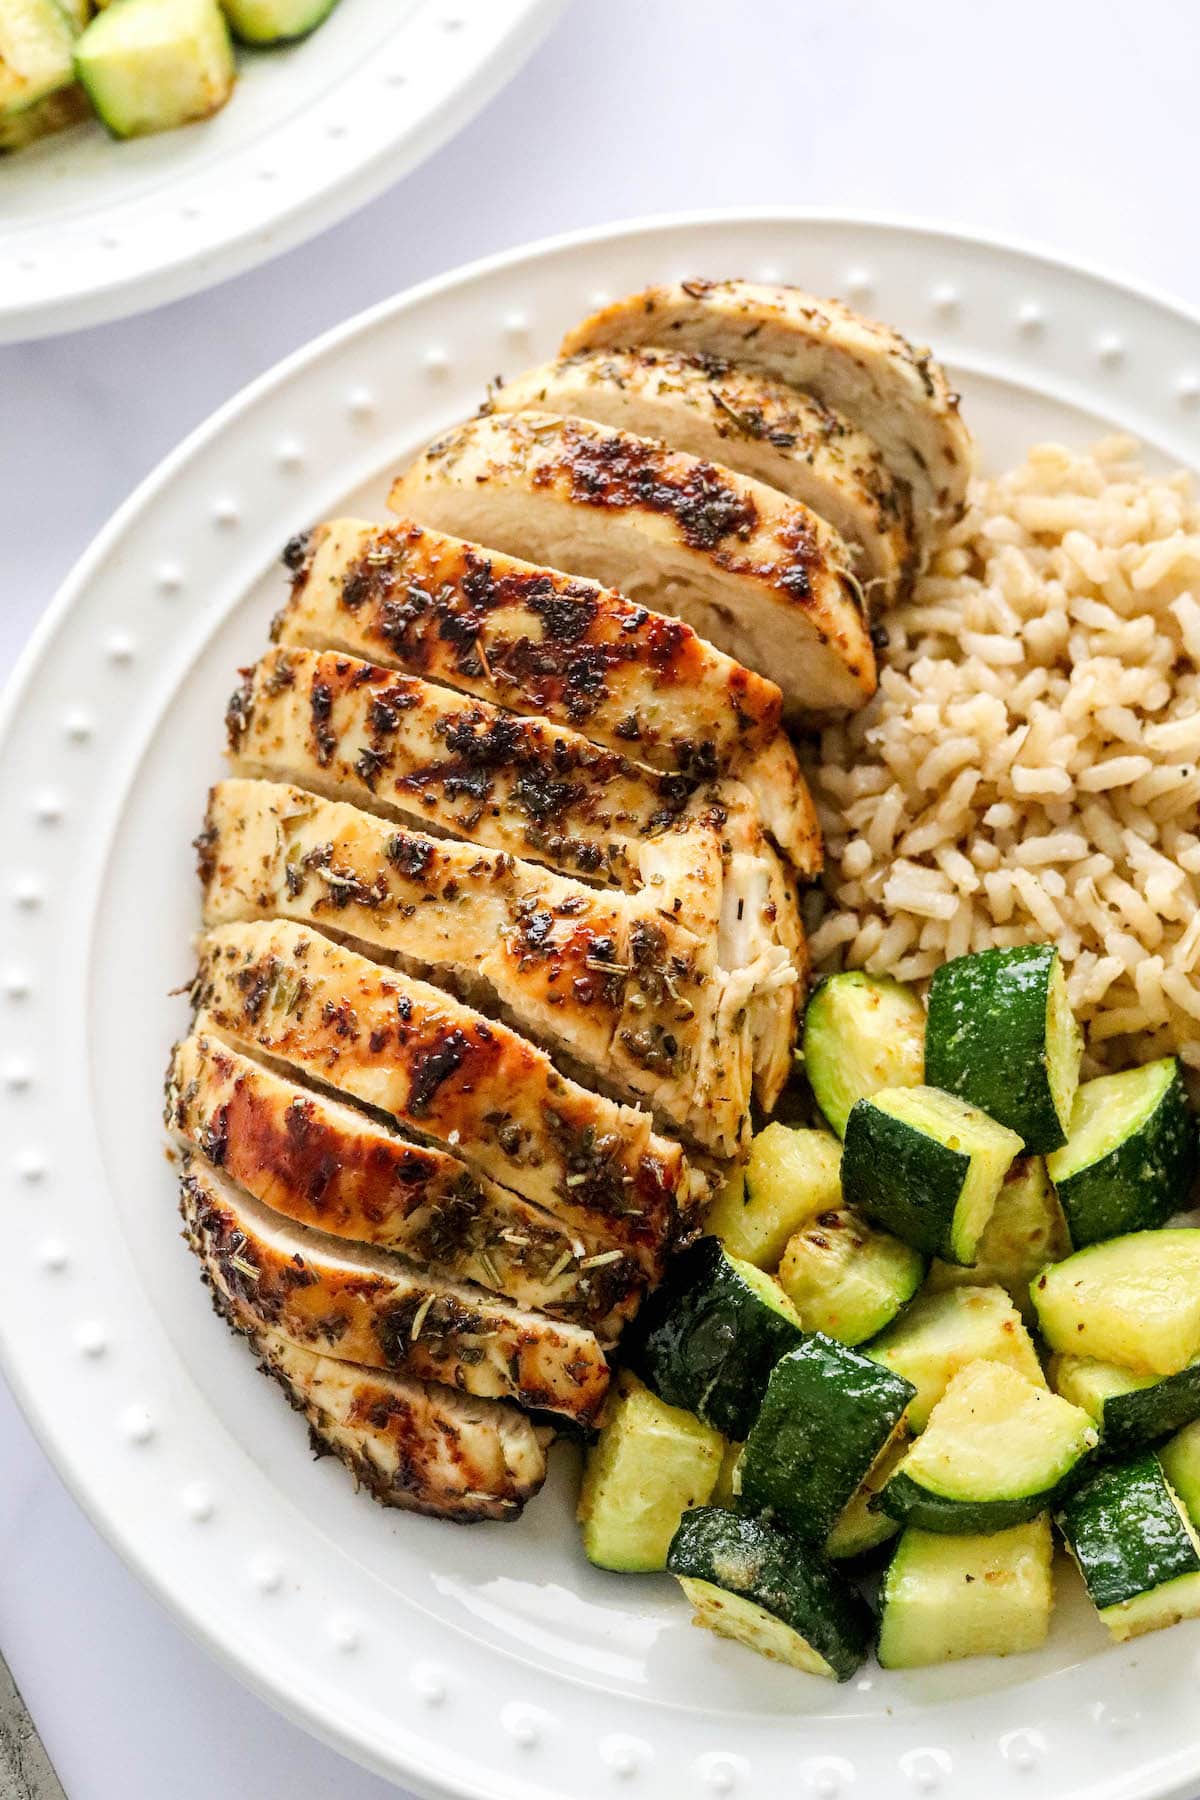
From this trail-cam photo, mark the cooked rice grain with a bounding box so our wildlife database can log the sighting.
[803,437,1200,1073]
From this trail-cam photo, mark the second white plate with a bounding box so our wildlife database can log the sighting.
[4,214,1200,1800]
[0,0,562,343]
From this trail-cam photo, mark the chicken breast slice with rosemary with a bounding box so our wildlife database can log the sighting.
[488,349,916,602]
[228,645,699,889]
[223,1311,548,1521]
[276,516,783,775]
[193,919,688,1278]
[168,1030,643,1336]
[199,779,784,1154]
[181,1158,611,1426]
[388,411,875,718]
[560,279,973,549]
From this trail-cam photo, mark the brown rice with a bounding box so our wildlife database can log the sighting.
[802,435,1200,1074]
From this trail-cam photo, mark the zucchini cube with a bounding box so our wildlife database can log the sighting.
[925,1154,1069,1321]
[75,0,235,139]
[866,1284,1045,1432]
[802,971,926,1138]
[842,1084,1022,1265]
[739,1334,914,1541]
[881,1359,1097,1533]
[1032,1229,1200,1376]
[1046,1058,1196,1247]
[778,1208,924,1345]
[668,1506,874,1681]
[925,943,1082,1153]
[0,0,76,116]
[1050,1354,1200,1454]
[878,1518,1054,1667]
[1057,1454,1200,1641]
[577,1373,722,1572]
[706,1124,841,1269]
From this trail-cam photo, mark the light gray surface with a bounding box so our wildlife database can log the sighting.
[3,2,1200,1795]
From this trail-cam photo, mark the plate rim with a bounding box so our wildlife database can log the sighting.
[6,208,1200,1800]
[0,0,566,345]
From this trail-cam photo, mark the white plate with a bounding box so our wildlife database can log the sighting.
[4,213,1200,1800]
[0,0,561,344]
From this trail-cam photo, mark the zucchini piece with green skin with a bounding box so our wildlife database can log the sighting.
[925,944,1082,1153]
[1046,1058,1196,1248]
[842,1085,1022,1264]
[706,1125,841,1268]
[1159,1421,1200,1528]
[926,1155,1068,1321]
[802,971,925,1138]
[1056,1453,1200,1641]
[865,1284,1045,1431]
[75,0,234,139]
[739,1335,914,1542]
[667,1507,874,1681]
[824,1432,908,1560]
[220,0,337,45]
[777,1209,925,1345]
[0,76,86,147]
[625,1236,805,1439]
[1031,1229,1200,1376]
[877,1517,1054,1667]
[1050,1354,1200,1453]
[576,1373,722,1572]
[0,0,76,116]
[881,1359,1097,1533]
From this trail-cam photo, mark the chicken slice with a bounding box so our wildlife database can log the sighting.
[488,349,916,602]
[227,645,696,890]
[199,779,778,1155]
[388,412,875,718]
[560,279,973,549]
[193,919,686,1278]
[221,1309,547,1521]
[276,516,782,775]
[168,1030,642,1337]
[181,1158,611,1426]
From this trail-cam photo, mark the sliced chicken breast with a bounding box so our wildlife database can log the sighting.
[225,1314,547,1521]
[193,919,686,1277]
[560,279,973,547]
[168,1030,642,1336]
[489,349,916,602]
[199,779,786,1155]
[181,1159,611,1426]
[227,645,697,890]
[276,516,782,775]
[388,411,876,718]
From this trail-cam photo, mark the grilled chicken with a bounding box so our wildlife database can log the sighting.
[560,279,973,549]
[276,516,783,775]
[199,780,788,1155]
[261,613,820,879]
[388,411,876,718]
[229,645,697,890]
[489,349,916,603]
[168,1031,643,1335]
[193,919,689,1277]
[181,1158,611,1426]
[227,1312,547,1521]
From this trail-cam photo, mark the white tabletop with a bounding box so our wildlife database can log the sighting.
[4,2,1200,1794]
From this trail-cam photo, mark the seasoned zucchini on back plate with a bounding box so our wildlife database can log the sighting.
[1,0,77,115]
[925,943,1082,1152]
[577,1373,723,1572]
[878,1517,1054,1667]
[75,0,235,138]
[1046,1058,1195,1246]
[667,1507,874,1681]
[842,1085,1022,1264]
[1057,1453,1200,1641]
[221,0,338,44]
[739,1335,914,1540]
[705,1125,841,1268]
[802,972,925,1138]
[626,1236,804,1438]
[881,1359,1096,1532]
